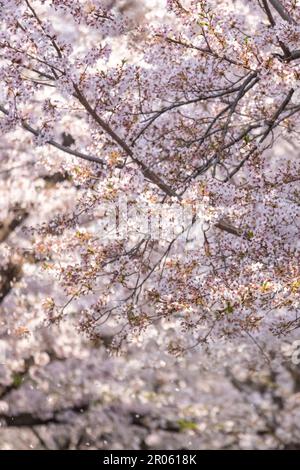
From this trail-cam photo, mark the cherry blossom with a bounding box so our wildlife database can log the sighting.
[0,0,300,449]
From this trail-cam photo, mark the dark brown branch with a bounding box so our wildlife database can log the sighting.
[269,0,295,24]
[262,0,276,26]
[72,83,179,198]
[224,88,296,181]
[0,204,28,244]
[164,36,251,69]
[25,0,62,58]
[0,403,89,427]
[261,0,291,57]
[260,88,294,143]
[215,218,242,237]
[0,104,105,166]
[0,262,22,304]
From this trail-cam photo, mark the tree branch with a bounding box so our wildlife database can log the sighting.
[269,0,295,24]
[0,104,105,166]
[0,403,89,427]
[72,83,179,197]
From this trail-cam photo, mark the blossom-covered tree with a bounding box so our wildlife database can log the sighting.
[0,0,300,449]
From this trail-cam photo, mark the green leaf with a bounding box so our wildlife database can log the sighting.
[12,373,23,388]
[246,230,254,239]
[177,419,198,432]
[225,302,234,314]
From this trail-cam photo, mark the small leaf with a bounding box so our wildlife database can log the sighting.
[177,419,198,432]
[12,373,23,388]
[225,302,234,314]
[246,230,254,239]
